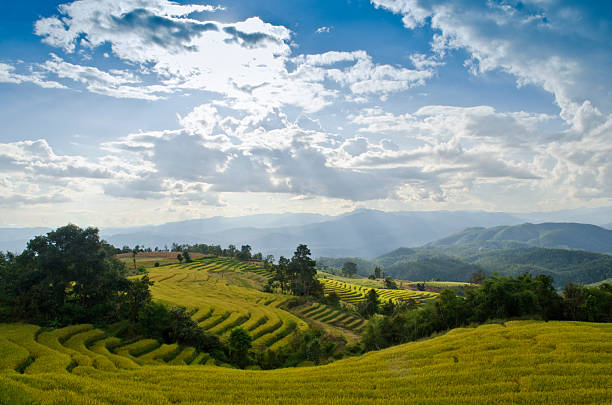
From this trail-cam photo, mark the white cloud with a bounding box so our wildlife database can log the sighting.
[370,0,612,127]
[39,54,170,100]
[0,62,65,89]
[315,26,333,34]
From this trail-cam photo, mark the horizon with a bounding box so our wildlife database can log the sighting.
[1,0,612,227]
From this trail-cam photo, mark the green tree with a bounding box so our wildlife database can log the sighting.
[384,276,398,289]
[342,262,358,278]
[10,224,132,325]
[288,245,322,297]
[365,289,379,318]
[228,327,253,368]
[237,245,252,261]
[131,245,141,269]
[182,250,192,263]
[177,253,183,263]
[374,266,381,279]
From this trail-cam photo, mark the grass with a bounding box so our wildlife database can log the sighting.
[1,321,611,404]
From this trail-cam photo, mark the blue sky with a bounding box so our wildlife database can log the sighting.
[0,0,611,227]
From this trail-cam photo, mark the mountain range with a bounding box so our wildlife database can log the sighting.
[1,206,612,259]
[318,222,612,286]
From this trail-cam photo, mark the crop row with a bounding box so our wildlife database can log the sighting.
[298,303,366,333]
[146,258,307,349]
[1,321,611,404]
[320,278,439,305]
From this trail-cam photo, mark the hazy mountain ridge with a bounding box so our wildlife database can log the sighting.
[2,208,611,259]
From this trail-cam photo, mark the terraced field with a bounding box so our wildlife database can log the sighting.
[145,258,306,350]
[295,303,366,334]
[2,321,611,404]
[320,278,439,305]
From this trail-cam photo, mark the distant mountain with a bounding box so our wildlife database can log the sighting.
[429,223,612,255]
[514,206,612,226]
[371,223,612,286]
[0,227,51,253]
[604,223,612,230]
[0,209,523,257]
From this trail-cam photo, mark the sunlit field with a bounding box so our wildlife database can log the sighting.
[1,321,610,404]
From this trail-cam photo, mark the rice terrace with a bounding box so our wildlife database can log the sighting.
[2,0,612,404]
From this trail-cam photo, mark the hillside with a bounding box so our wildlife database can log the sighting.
[430,222,612,254]
[373,245,612,286]
[145,258,308,350]
[1,321,610,404]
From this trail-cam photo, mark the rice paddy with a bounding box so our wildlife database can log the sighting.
[1,320,610,404]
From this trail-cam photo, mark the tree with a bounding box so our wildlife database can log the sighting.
[384,276,398,289]
[177,253,183,264]
[238,245,252,261]
[342,262,358,278]
[182,250,192,263]
[364,289,379,318]
[7,224,135,325]
[287,245,322,297]
[228,327,252,368]
[264,254,275,269]
[132,245,141,269]
[469,269,486,284]
[227,245,237,257]
[374,266,381,279]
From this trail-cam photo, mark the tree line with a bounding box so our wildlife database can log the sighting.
[361,273,612,351]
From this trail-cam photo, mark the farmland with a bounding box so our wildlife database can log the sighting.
[116,251,209,269]
[319,277,439,305]
[1,320,611,404]
[143,257,306,350]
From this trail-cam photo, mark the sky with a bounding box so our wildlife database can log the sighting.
[0,0,611,227]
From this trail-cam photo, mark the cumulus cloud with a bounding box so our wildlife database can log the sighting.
[370,0,612,126]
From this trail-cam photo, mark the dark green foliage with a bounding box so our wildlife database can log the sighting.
[361,289,379,318]
[384,276,398,289]
[137,304,224,356]
[323,292,340,307]
[278,245,323,297]
[466,274,563,322]
[0,224,148,326]
[228,327,253,369]
[341,262,358,278]
[255,328,338,369]
[563,283,612,322]
[182,250,192,263]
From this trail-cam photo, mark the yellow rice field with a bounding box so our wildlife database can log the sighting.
[1,320,611,404]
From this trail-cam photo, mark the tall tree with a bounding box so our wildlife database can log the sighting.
[228,327,253,369]
[131,245,141,269]
[365,289,379,318]
[288,245,322,297]
[7,224,138,325]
